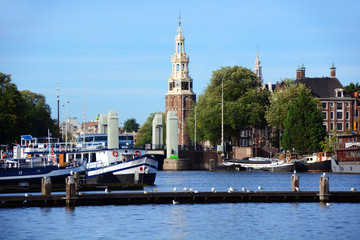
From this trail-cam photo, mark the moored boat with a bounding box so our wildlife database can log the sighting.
[299,152,332,172]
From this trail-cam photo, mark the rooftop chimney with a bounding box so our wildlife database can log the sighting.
[300,63,306,79]
[330,63,336,78]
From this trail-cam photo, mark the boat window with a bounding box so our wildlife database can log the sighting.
[76,154,81,159]
[85,137,94,142]
[90,153,96,162]
[83,153,89,161]
[94,136,107,141]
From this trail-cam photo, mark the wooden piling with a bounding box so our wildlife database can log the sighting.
[319,173,330,202]
[41,177,52,196]
[209,159,215,171]
[291,173,299,192]
[66,176,76,206]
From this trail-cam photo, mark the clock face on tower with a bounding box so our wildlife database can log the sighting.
[175,80,180,88]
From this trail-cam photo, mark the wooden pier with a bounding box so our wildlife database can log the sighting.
[1,190,360,208]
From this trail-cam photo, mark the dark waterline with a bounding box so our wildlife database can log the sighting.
[0,171,359,240]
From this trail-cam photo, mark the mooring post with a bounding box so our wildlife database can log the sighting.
[66,176,76,205]
[74,172,80,191]
[291,172,299,192]
[41,177,52,196]
[319,173,330,202]
[209,159,215,171]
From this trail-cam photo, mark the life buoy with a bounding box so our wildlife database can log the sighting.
[112,151,119,157]
[51,156,57,164]
[135,151,141,157]
[286,157,290,162]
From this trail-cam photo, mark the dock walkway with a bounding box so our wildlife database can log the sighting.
[1,191,359,208]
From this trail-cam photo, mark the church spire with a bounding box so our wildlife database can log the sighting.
[253,49,263,84]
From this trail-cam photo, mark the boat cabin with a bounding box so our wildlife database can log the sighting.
[334,134,360,162]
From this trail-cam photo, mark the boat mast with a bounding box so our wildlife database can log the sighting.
[221,76,224,156]
[57,81,60,137]
[83,78,86,150]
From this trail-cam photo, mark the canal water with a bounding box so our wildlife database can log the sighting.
[1,171,360,240]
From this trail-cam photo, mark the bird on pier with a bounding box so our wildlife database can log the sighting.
[322,172,327,177]
[194,190,199,194]
[293,170,297,174]
[211,187,216,193]
[105,188,110,194]
[143,190,148,194]
[189,188,194,192]
[258,186,263,191]
[294,187,300,192]
[242,187,246,192]
[227,187,235,193]
[152,188,158,192]
[173,187,177,192]
[351,188,357,192]
[183,187,187,192]
[24,193,30,197]
[172,200,179,205]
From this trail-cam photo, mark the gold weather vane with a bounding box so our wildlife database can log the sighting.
[178,11,182,26]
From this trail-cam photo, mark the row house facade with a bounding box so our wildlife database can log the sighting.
[295,64,355,134]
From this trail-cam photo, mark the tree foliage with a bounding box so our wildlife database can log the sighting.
[0,72,57,144]
[123,118,140,133]
[135,112,165,148]
[344,82,360,93]
[281,89,327,155]
[186,66,270,145]
[265,83,309,130]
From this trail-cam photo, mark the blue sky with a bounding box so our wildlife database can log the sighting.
[1,0,359,126]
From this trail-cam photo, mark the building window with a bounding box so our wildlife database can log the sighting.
[337,91,342,97]
[322,102,327,109]
[330,122,334,130]
[357,151,360,157]
[346,122,350,130]
[337,103,343,110]
[351,151,355,157]
[356,110,359,117]
[346,151,349,157]
[346,111,350,120]
[337,112,343,120]
[240,139,248,146]
[331,112,334,120]
[322,112,327,120]
[331,102,334,107]
[240,130,247,137]
[323,123,328,131]
[337,122,343,131]
[346,102,350,107]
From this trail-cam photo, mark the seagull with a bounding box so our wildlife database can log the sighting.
[189,188,194,192]
[24,193,30,197]
[211,187,216,193]
[293,170,297,174]
[183,187,187,192]
[246,190,252,193]
[227,187,235,193]
[242,187,246,192]
[294,187,300,192]
[258,186,263,191]
[322,172,327,177]
[326,202,333,207]
[105,188,110,194]
[172,200,179,205]
[351,188,357,192]
[194,190,199,194]
[143,190,148,194]
[173,187,177,192]
[152,188,158,192]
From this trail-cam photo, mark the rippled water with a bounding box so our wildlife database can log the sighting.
[0,171,360,240]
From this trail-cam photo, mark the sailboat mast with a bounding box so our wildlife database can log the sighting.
[57,81,60,136]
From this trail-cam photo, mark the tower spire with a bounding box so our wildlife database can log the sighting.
[253,49,263,84]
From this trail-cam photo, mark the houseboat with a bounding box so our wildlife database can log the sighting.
[332,134,360,173]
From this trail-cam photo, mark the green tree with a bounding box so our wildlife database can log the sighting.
[344,82,360,93]
[21,90,57,137]
[320,130,338,153]
[0,73,25,144]
[266,83,309,130]
[282,78,295,85]
[0,72,58,144]
[135,112,165,148]
[186,66,270,145]
[123,118,140,133]
[281,90,327,155]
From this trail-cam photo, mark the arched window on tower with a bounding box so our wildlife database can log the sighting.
[177,43,180,53]
[180,43,183,53]
[176,64,179,71]
[182,64,184,71]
